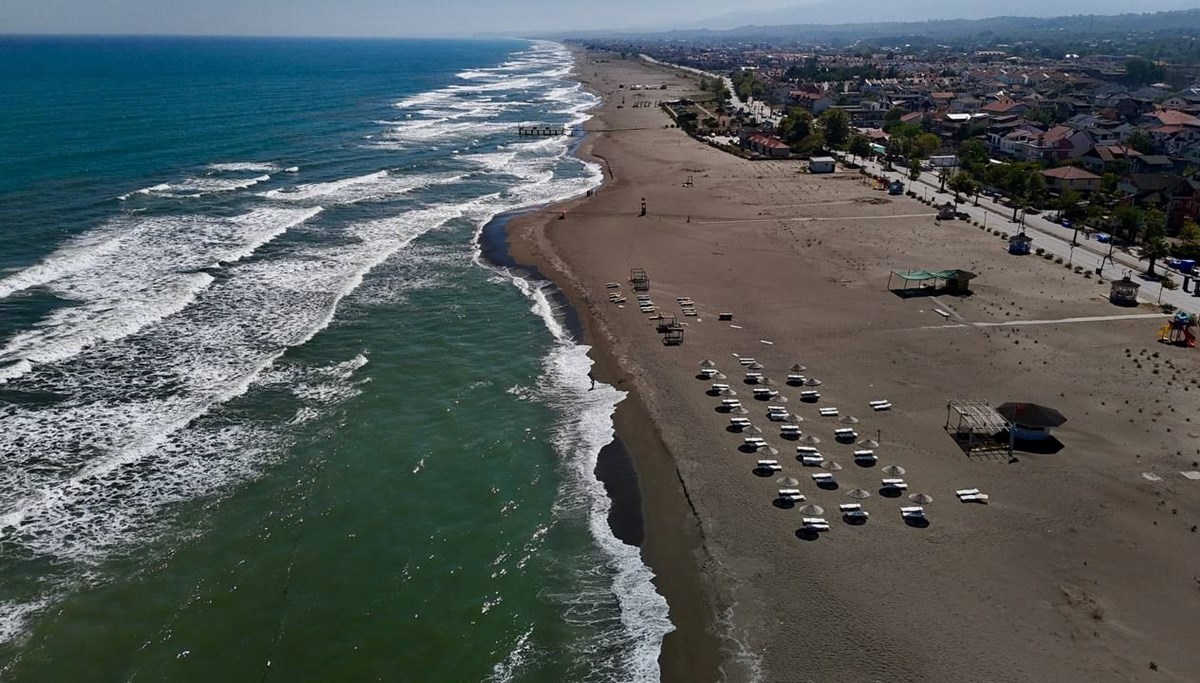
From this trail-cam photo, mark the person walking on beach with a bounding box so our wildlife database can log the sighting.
[640,197,647,216]
[587,370,596,390]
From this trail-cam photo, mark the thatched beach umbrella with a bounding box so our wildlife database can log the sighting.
[748,361,765,370]
[845,488,872,499]
[720,388,738,397]
[786,414,805,424]
[776,476,800,488]
[744,425,764,435]
[882,464,906,476]
[798,504,825,516]
[859,439,880,450]
[798,434,821,446]
[757,445,779,456]
[909,492,934,505]
[789,363,807,373]
[803,378,823,387]
[732,406,748,415]
[700,358,716,368]
[822,461,843,472]
[770,394,789,403]
[714,372,727,380]
[838,415,860,425]
[760,377,776,386]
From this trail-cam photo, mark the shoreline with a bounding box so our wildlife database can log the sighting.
[496,50,727,681]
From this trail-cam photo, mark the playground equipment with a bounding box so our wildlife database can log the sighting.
[1158,311,1197,348]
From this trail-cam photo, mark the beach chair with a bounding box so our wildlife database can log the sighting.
[758,460,783,472]
[900,506,925,519]
[610,297,626,304]
[881,478,908,490]
[801,456,824,466]
[710,382,730,392]
[786,374,806,385]
[802,517,831,531]
[729,417,752,427]
[839,503,863,512]
[699,368,718,379]
[954,488,980,497]
[819,407,839,416]
[744,372,763,383]
[853,449,877,463]
[959,493,989,503]
[682,309,698,316]
[800,390,821,402]
[780,425,801,436]
[869,399,892,411]
[778,487,802,497]
[811,473,835,484]
[720,398,741,407]
[833,428,857,437]
[743,437,767,448]
[605,282,621,289]
[738,357,756,366]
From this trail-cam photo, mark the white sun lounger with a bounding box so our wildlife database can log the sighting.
[738,357,756,366]
[811,473,835,483]
[780,425,801,434]
[839,503,863,512]
[787,374,806,383]
[605,282,621,289]
[752,387,772,395]
[744,372,763,382]
[801,456,824,466]
[959,493,989,502]
[610,297,626,304]
[682,309,698,316]
[955,488,980,497]
[881,479,908,490]
[800,391,821,401]
[778,487,802,497]
[730,417,752,427]
[711,382,730,391]
[721,398,741,407]
[759,460,783,470]
[853,449,877,462]
[743,437,767,447]
[819,407,839,417]
[796,446,820,454]
[636,294,651,301]
[871,402,892,411]
[802,517,831,531]
[834,428,857,437]
[900,506,925,518]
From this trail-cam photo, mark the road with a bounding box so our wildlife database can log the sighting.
[856,156,1200,316]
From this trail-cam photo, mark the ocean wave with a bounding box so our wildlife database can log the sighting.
[118,174,272,200]
[0,206,459,575]
[206,162,281,173]
[0,207,323,383]
[258,170,449,205]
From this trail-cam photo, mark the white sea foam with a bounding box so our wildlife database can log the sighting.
[0,207,322,383]
[0,206,459,573]
[259,170,454,205]
[206,162,280,173]
[121,174,272,200]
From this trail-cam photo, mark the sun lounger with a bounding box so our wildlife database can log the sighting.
[699,368,718,379]
[853,449,877,462]
[869,399,892,409]
[955,488,980,497]
[959,493,989,503]
[758,459,781,468]
[802,517,831,531]
[839,503,863,512]
[752,387,772,395]
[871,402,892,411]
[730,417,751,426]
[900,506,925,518]
[718,313,734,321]
[780,425,801,434]
[778,488,801,497]
[721,398,741,406]
[744,372,763,382]
[786,374,805,383]
[605,282,621,289]
[610,297,626,304]
[881,479,908,490]
[738,357,756,366]
[636,294,651,301]
[811,473,835,483]
[796,446,820,454]
[800,391,821,401]
[711,382,730,391]
[743,437,767,447]
[801,455,824,466]
[682,309,698,316]
[833,428,857,436]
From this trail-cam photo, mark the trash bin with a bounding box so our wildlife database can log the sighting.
[1181,260,1196,274]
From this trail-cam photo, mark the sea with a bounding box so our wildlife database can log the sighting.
[0,36,672,681]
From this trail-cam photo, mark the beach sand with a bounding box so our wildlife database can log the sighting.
[508,50,1200,682]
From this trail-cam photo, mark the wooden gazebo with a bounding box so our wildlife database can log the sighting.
[1109,275,1140,306]
[945,399,1014,457]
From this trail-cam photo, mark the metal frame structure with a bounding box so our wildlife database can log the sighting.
[945,399,1014,457]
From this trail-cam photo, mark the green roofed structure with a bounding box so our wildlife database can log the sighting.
[887,269,977,295]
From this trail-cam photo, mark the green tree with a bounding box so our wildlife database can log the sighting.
[1141,206,1169,276]
[957,139,989,176]
[779,108,814,145]
[819,108,852,149]
[848,134,873,161]
[1123,57,1165,87]
[1114,204,1143,242]
[1056,187,1082,221]
[1127,129,1154,154]
[947,173,978,203]
[908,154,923,181]
[911,133,941,160]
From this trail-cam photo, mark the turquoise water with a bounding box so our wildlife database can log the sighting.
[0,37,670,680]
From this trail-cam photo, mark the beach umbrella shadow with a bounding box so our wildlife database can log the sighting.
[904,516,931,529]
[773,497,798,510]
[794,527,821,542]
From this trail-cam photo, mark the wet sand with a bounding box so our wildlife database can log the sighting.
[508,49,1200,682]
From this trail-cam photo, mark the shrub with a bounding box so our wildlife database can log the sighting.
[1035,247,1045,255]
[1055,257,1064,264]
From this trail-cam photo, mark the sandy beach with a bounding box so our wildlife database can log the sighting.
[507,49,1200,682]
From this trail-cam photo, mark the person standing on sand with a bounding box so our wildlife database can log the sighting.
[640,197,647,216]
[587,370,596,390]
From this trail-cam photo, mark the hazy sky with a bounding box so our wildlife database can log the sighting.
[2,0,1195,37]
[1,0,791,36]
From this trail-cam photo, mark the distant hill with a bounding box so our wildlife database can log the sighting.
[557,8,1200,45]
[691,0,1198,29]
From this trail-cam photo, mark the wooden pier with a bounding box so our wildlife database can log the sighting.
[517,124,567,137]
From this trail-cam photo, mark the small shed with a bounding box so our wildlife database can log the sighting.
[809,156,836,174]
[1109,275,1140,306]
[945,399,1013,456]
[1008,232,1033,255]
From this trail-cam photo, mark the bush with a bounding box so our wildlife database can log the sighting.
[1055,257,1064,264]
[1163,275,1179,290]
[1000,232,1009,239]
[1035,247,1045,255]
